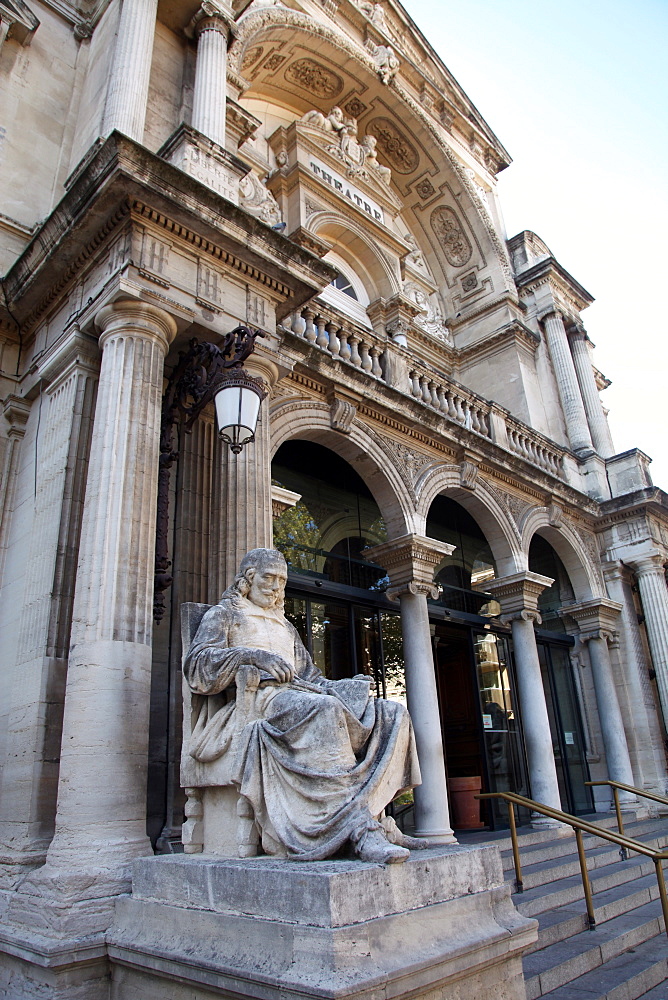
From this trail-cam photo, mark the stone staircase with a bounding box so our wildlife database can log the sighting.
[459,812,668,1000]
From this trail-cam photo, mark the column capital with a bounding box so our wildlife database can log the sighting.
[564,598,622,640]
[187,1,236,41]
[95,299,177,355]
[485,570,553,618]
[364,533,454,600]
[630,551,667,577]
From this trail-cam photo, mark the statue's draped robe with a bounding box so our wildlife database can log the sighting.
[184,594,421,860]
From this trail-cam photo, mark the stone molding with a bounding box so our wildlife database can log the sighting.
[364,532,455,599]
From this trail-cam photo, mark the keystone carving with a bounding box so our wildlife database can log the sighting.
[329,397,356,434]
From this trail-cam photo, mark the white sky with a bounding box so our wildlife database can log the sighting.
[402,0,668,489]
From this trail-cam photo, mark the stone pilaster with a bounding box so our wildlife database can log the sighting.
[632,552,668,731]
[0,395,30,583]
[34,301,176,902]
[566,599,636,808]
[365,534,457,843]
[102,0,159,141]
[0,331,99,881]
[210,352,275,597]
[541,311,593,455]
[569,328,615,458]
[486,572,562,824]
[191,2,234,149]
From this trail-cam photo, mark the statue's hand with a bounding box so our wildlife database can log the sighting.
[249,649,294,684]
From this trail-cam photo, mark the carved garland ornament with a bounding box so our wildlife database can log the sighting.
[284,57,344,98]
[430,206,473,268]
[367,117,419,174]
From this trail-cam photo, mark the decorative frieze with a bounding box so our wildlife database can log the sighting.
[367,117,419,173]
[285,57,343,98]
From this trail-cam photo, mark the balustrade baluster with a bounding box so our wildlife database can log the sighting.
[304,309,317,343]
[292,311,306,338]
[437,386,448,413]
[316,315,329,349]
[349,335,362,368]
[338,329,351,361]
[410,371,421,398]
[360,343,373,373]
[327,322,341,357]
[455,394,466,424]
[370,345,383,377]
[429,382,439,408]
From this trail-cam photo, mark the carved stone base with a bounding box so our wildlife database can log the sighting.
[106,845,536,1000]
[158,124,250,204]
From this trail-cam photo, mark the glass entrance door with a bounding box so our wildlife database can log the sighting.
[537,642,593,815]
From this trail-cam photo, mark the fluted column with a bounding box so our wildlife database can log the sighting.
[604,562,667,793]
[365,534,457,843]
[487,572,562,824]
[569,328,615,458]
[191,2,233,149]
[102,0,159,141]
[541,310,593,454]
[44,300,176,876]
[210,352,275,596]
[633,553,668,730]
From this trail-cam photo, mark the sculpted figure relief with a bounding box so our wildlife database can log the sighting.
[300,107,392,185]
[183,548,424,863]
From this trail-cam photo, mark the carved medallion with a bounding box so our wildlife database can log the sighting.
[241,45,264,71]
[263,53,286,72]
[430,206,472,267]
[344,97,367,118]
[367,117,419,174]
[284,58,343,99]
[416,178,436,200]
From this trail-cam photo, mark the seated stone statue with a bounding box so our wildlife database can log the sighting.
[183,548,424,863]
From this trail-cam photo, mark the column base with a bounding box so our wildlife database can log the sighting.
[530,814,566,831]
[413,828,459,844]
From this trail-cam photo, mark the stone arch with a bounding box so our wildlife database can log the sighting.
[229,4,514,296]
[521,508,604,601]
[309,210,401,299]
[270,399,416,537]
[415,466,522,576]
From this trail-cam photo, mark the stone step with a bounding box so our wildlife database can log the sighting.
[515,856,660,918]
[500,820,668,873]
[525,873,663,953]
[523,898,666,1000]
[511,833,668,892]
[633,980,668,999]
[460,813,639,856]
[534,933,668,1000]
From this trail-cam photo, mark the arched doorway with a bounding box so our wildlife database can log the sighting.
[426,495,530,830]
[271,439,406,703]
[529,533,594,815]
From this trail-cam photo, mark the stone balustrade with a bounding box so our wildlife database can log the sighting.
[406,366,492,438]
[282,304,384,378]
[505,416,564,477]
[281,304,568,482]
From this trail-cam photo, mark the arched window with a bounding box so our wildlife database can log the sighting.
[331,273,358,299]
[320,252,371,328]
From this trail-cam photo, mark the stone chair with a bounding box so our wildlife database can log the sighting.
[180,602,262,857]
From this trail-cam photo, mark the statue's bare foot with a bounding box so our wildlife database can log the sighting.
[354,828,410,864]
[380,815,431,850]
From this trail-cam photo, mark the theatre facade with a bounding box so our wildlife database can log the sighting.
[1,0,668,992]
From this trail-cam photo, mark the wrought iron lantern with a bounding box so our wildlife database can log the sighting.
[153,325,267,622]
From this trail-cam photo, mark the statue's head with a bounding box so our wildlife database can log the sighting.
[224,548,288,609]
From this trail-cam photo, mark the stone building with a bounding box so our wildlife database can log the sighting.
[0,0,667,994]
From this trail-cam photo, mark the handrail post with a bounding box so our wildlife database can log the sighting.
[508,799,523,892]
[655,858,668,940]
[575,827,596,929]
[612,786,628,859]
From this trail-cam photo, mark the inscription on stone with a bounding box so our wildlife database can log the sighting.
[284,58,343,99]
[430,205,473,267]
[309,155,384,223]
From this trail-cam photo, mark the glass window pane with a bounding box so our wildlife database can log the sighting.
[353,606,384,697]
[284,596,308,650]
[380,611,405,705]
[310,601,351,680]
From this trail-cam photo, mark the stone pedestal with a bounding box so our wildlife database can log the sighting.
[159,124,249,203]
[106,847,536,1000]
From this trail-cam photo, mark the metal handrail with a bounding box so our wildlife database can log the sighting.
[585,779,668,843]
[476,790,668,937]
